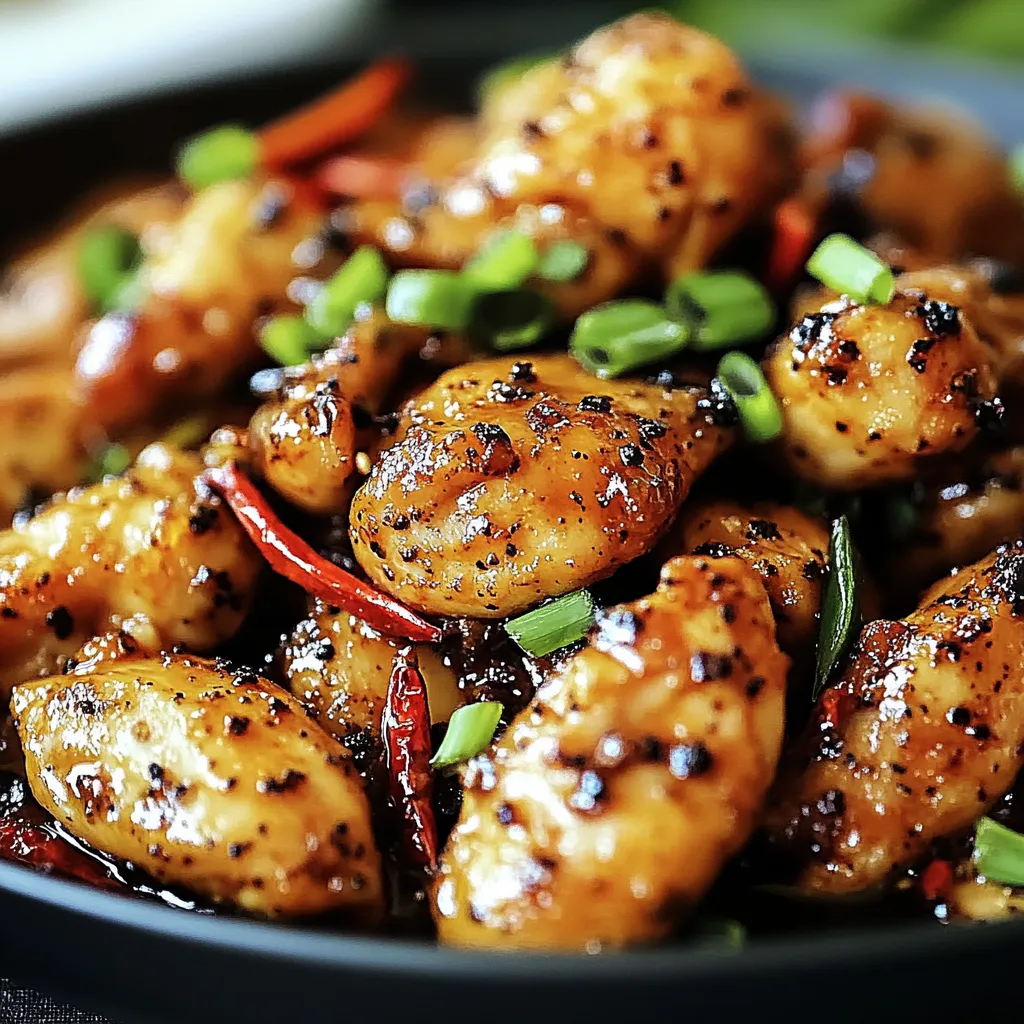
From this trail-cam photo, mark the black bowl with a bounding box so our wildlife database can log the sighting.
[1,24,1024,1024]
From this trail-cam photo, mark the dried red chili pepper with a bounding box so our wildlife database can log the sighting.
[0,808,122,892]
[768,198,817,291]
[204,462,442,643]
[382,646,438,870]
[920,858,954,902]
[818,685,855,731]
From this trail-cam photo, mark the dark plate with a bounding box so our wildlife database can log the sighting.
[1,21,1023,1023]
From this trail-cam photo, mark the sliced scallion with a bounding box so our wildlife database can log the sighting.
[176,124,259,191]
[812,515,859,701]
[570,300,689,379]
[715,351,783,443]
[386,270,477,331]
[77,226,143,313]
[259,314,321,366]
[1010,143,1024,196]
[666,270,775,350]
[91,443,132,482]
[506,589,595,658]
[472,290,554,351]
[975,817,1024,886]
[536,240,589,283]
[305,246,389,338]
[806,233,895,304]
[429,701,504,771]
[464,231,539,292]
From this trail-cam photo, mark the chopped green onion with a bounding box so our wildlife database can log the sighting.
[806,232,895,304]
[472,290,554,351]
[692,917,746,949]
[666,270,775,350]
[176,124,259,191]
[506,589,595,658]
[812,515,860,701]
[715,351,783,443]
[570,300,690,379]
[429,701,504,771]
[160,416,210,451]
[478,52,556,106]
[386,270,477,331]
[259,314,321,366]
[107,271,146,314]
[464,231,540,292]
[305,246,389,338]
[1010,144,1024,196]
[536,240,589,283]
[77,226,143,313]
[975,817,1024,886]
[91,443,132,482]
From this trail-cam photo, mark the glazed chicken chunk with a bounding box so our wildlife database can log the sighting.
[0,444,260,699]
[433,554,788,949]
[349,354,733,618]
[673,500,830,664]
[12,653,383,919]
[767,541,1024,894]
[349,12,794,318]
[765,283,1001,489]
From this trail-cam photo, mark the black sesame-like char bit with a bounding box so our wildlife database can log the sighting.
[697,378,739,428]
[45,605,74,641]
[689,652,733,682]
[669,741,713,779]
[188,505,219,536]
[791,311,838,350]
[745,518,781,542]
[907,337,935,374]
[916,299,961,337]
[993,551,1024,615]
[692,541,736,559]
[257,769,307,795]
[578,395,612,414]
[619,443,644,467]
[509,361,537,383]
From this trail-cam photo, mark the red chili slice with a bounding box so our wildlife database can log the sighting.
[382,647,438,870]
[203,462,442,643]
[768,198,817,292]
[920,858,954,902]
[0,813,122,892]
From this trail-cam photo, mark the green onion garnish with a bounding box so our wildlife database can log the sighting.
[385,269,478,331]
[536,240,589,283]
[464,231,540,292]
[160,416,210,451]
[176,124,259,191]
[77,226,143,314]
[472,290,554,351]
[429,701,504,771]
[1010,144,1024,196]
[812,515,860,701]
[259,314,322,366]
[806,233,895,305]
[91,443,132,482]
[305,246,389,338]
[715,351,783,443]
[506,589,595,658]
[570,300,690,379]
[975,817,1024,886]
[666,270,775,350]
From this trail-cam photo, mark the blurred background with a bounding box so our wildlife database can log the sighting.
[1,0,1021,139]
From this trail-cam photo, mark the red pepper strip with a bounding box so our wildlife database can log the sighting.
[382,647,438,869]
[818,686,855,732]
[258,58,411,170]
[315,154,408,201]
[767,198,817,292]
[920,859,954,902]
[0,814,122,892]
[204,462,443,643]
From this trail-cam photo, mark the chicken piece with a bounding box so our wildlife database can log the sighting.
[765,283,1001,489]
[248,311,472,515]
[433,554,788,949]
[766,541,1024,894]
[349,354,733,618]
[801,92,1024,264]
[0,443,260,701]
[877,447,1024,607]
[74,176,328,433]
[672,500,829,664]
[0,181,183,371]
[283,600,543,754]
[11,653,382,919]
[347,13,794,320]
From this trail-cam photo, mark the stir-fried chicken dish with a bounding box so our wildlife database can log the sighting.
[4,12,1024,951]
